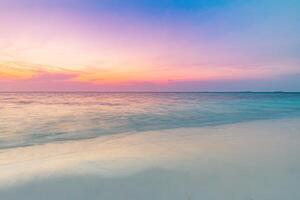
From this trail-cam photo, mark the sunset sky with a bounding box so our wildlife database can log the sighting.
[0,0,299,91]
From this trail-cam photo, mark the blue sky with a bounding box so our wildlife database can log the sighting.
[0,0,299,91]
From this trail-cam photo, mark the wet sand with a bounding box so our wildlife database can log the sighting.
[0,118,300,200]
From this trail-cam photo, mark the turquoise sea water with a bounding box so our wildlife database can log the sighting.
[1,92,300,149]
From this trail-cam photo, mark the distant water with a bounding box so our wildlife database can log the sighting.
[0,92,300,149]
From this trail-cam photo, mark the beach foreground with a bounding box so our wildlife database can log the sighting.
[0,118,299,200]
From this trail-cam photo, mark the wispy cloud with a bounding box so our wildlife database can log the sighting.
[0,0,299,91]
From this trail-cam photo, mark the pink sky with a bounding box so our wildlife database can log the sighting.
[0,0,299,91]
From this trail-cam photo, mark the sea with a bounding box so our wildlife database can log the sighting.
[1,92,300,149]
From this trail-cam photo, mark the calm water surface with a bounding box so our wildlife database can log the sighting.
[1,92,300,149]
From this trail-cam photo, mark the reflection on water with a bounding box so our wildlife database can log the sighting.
[1,92,300,149]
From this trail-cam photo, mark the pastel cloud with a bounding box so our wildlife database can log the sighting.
[0,0,299,91]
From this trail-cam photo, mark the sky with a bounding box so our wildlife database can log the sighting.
[0,0,299,91]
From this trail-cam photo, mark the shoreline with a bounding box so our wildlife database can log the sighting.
[1,117,300,199]
[2,115,300,151]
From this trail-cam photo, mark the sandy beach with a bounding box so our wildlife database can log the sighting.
[0,118,300,199]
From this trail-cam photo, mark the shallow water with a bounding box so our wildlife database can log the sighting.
[1,92,300,149]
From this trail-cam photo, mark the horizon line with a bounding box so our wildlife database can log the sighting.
[0,91,299,93]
